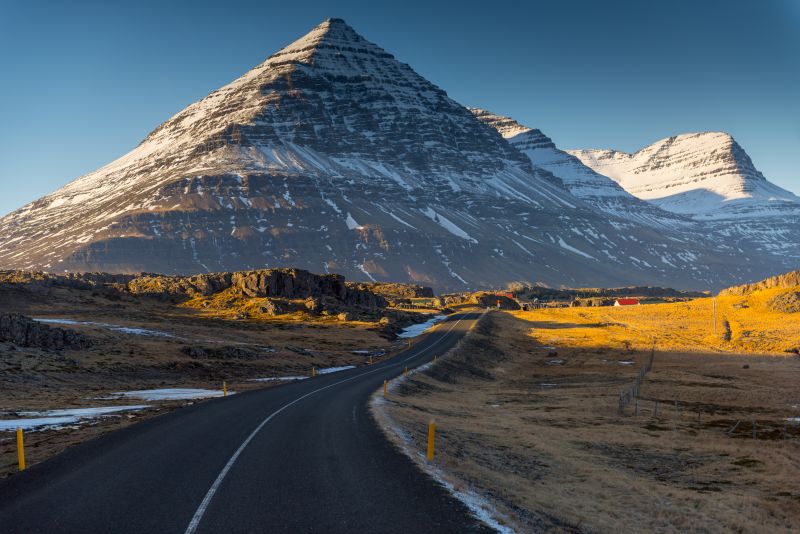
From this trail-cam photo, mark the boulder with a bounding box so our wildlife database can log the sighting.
[0,313,91,350]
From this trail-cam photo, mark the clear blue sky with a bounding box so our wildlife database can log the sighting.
[1,0,798,217]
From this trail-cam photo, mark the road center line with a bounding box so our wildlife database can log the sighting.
[183,315,468,534]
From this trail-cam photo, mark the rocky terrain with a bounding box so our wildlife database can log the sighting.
[0,19,787,291]
[0,313,91,350]
[719,270,800,296]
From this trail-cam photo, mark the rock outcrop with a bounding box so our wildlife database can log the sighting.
[126,268,388,309]
[0,313,91,350]
[768,292,800,314]
[719,270,800,296]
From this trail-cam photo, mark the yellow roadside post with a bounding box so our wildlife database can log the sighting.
[403,367,408,376]
[223,381,227,397]
[426,421,436,461]
[383,380,387,397]
[312,366,317,377]
[16,427,26,471]
[369,355,373,365]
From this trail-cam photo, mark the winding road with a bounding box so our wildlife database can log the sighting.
[0,312,492,533]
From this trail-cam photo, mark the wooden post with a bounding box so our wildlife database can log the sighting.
[223,381,227,397]
[383,380,387,397]
[713,297,717,337]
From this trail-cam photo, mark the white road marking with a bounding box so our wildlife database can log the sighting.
[184,315,468,534]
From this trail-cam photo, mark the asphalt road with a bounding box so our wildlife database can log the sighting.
[0,312,493,533]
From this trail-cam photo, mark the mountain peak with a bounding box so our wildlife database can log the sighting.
[569,131,799,218]
[267,17,392,67]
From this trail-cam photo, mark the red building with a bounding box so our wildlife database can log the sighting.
[614,298,640,306]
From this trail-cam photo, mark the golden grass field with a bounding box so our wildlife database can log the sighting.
[521,289,800,355]
[374,295,800,533]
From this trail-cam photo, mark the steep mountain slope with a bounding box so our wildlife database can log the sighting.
[0,19,781,290]
[471,109,695,229]
[570,133,800,261]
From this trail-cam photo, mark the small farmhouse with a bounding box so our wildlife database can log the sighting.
[614,298,640,306]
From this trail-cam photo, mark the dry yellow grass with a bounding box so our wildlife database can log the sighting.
[375,308,800,533]
[515,289,800,355]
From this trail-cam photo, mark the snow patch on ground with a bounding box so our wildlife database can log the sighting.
[0,405,150,431]
[109,388,227,401]
[34,318,176,338]
[249,376,308,382]
[317,365,356,374]
[397,315,448,339]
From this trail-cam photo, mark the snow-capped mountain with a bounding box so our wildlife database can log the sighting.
[0,19,784,290]
[570,132,800,261]
[470,109,695,229]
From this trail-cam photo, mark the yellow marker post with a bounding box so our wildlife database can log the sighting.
[223,381,227,397]
[383,379,387,397]
[369,355,373,365]
[16,427,26,471]
[426,421,436,461]
[312,366,317,377]
[403,367,408,376]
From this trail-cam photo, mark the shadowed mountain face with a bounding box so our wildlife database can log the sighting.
[0,19,786,290]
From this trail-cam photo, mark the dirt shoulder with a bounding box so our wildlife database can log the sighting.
[372,310,800,533]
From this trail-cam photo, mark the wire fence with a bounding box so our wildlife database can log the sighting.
[618,341,655,415]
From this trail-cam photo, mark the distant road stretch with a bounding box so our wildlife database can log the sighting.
[0,312,493,533]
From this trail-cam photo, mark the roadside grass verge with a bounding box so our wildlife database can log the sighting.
[372,310,800,533]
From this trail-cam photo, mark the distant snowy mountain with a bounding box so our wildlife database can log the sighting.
[0,19,785,289]
[570,132,800,261]
[471,109,695,229]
